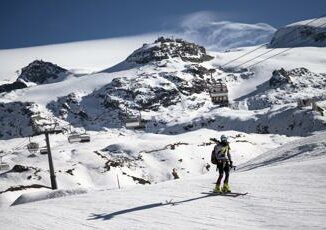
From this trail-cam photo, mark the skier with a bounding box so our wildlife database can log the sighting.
[212,134,233,193]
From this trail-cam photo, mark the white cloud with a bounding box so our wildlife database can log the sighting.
[172,11,277,51]
[179,11,219,30]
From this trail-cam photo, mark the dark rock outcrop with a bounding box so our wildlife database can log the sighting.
[18,60,68,84]
[0,81,27,94]
[126,37,214,64]
[269,68,292,87]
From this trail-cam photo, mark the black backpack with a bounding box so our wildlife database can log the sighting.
[211,149,217,165]
[211,142,221,165]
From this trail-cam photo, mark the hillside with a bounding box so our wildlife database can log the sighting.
[1,131,325,229]
[269,17,326,48]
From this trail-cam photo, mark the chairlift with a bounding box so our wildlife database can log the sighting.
[39,147,48,155]
[67,127,91,143]
[125,111,144,129]
[0,153,10,171]
[27,137,40,153]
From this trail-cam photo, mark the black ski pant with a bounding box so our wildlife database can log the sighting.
[216,160,230,185]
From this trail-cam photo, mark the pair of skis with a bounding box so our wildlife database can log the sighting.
[202,191,248,197]
[163,191,248,206]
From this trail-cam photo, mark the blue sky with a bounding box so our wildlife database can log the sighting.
[0,0,325,49]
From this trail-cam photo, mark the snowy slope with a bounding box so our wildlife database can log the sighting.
[0,129,296,207]
[1,131,325,229]
[212,46,326,99]
[1,38,325,140]
[269,17,326,48]
[0,33,158,81]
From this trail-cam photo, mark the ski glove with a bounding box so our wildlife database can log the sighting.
[229,161,233,168]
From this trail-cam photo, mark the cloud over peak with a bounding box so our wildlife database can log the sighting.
[173,11,276,51]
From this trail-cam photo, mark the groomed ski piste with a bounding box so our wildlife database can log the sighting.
[0,18,326,229]
[1,131,325,229]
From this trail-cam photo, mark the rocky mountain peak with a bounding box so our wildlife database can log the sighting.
[126,37,214,64]
[269,68,292,87]
[17,60,68,84]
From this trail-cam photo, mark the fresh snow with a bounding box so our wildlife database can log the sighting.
[0,18,326,230]
[0,132,325,229]
[0,33,158,81]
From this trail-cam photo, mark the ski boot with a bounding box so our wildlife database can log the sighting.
[222,183,231,193]
[213,184,221,193]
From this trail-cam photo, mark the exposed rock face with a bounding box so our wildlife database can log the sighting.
[0,81,27,94]
[48,68,212,129]
[0,102,34,139]
[47,38,218,130]
[17,60,68,84]
[236,67,326,110]
[126,37,214,64]
[0,60,68,94]
[269,68,292,87]
[184,64,215,77]
[102,74,182,111]
[0,101,59,139]
[159,72,207,95]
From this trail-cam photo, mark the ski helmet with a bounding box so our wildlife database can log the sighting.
[220,135,228,142]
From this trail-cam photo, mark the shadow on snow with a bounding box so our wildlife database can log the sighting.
[87,194,213,221]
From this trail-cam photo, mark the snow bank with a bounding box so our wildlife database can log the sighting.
[239,131,326,171]
[11,188,88,206]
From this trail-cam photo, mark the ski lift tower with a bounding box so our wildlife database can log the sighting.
[34,124,63,190]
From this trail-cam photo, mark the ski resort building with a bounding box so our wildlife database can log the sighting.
[209,79,229,106]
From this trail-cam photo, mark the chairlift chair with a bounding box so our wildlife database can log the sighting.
[79,133,91,142]
[68,131,90,143]
[27,137,40,154]
[125,112,144,129]
[0,154,10,171]
[39,147,48,155]
[68,132,82,143]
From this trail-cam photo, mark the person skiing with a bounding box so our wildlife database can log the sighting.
[213,134,233,193]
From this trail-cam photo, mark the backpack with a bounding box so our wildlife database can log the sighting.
[211,142,221,165]
[211,142,229,164]
[211,149,218,165]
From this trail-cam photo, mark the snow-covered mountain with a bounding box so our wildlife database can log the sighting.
[269,17,326,48]
[235,67,326,110]
[0,18,326,229]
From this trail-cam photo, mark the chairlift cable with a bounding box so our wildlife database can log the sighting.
[232,17,326,69]
[222,14,326,68]
[246,22,326,69]
[221,43,268,67]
